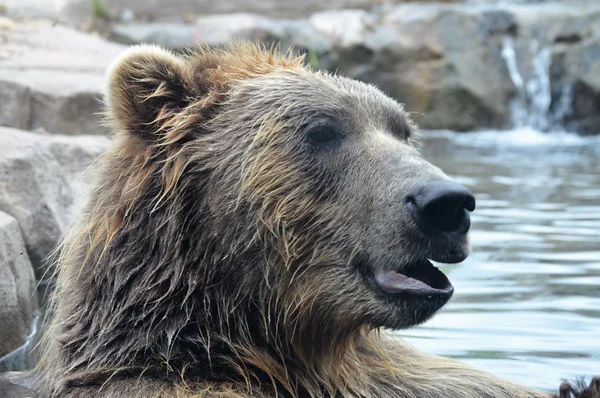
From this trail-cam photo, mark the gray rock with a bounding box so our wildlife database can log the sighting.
[551,38,600,135]
[0,69,107,136]
[0,127,110,277]
[194,13,329,52]
[319,5,515,131]
[308,9,377,49]
[195,13,281,47]
[0,80,31,132]
[95,0,410,20]
[189,7,511,131]
[1,0,93,27]
[111,22,196,49]
[0,19,126,135]
[0,212,37,360]
[498,4,600,133]
[0,373,33,398]
[100,0,600,21]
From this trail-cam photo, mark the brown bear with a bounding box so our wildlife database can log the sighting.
[17,44,598,397]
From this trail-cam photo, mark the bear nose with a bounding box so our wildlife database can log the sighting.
[407,180,476,234]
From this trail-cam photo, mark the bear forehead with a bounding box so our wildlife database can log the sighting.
[226,70,414,137]
[181,44,412,132]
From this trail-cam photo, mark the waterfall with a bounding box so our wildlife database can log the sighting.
[501,37,564,131]
[527,41,552,131]
[501,37,528,128]
[0,311,41,371]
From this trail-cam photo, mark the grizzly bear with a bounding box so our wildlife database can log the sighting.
[18,44,598,397]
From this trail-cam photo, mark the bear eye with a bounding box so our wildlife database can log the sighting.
[306,123,344,147]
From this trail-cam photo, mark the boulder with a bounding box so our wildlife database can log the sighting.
[326,5,514,131]
[0,373,34,398]
[0,212,37,361]
[92,0,453,20]
[0,127,110,278]
[502,3,600,133]
[551,38,600,135]
[193,13,329,51]
[0,69,107,136]
[111,22,196,49]
[0,0,93,27]
[0,18,125,135]
[112,13,331,52]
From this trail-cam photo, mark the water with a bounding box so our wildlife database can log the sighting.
[501,38,558,132]
[401,129,600,391]
[0,311,40,372]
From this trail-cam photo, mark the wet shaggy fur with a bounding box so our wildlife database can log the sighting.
[556,378,600,398]
[31,44,570,398]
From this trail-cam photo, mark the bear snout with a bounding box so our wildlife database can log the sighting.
[407,180,476,236]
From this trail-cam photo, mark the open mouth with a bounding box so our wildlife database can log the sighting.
[373,259,453,298]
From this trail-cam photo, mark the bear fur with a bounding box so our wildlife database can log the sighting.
[28,44,596,398]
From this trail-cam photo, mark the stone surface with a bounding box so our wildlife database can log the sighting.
[194,13,287,47]
[1,0,94,27]
[192,13,330,51]
[0,127,110,277]
[0,373,34,398]
[111,22,196,48]
[492,4,600,133]
[86,0,600,21]
[0,212,37,360]
[552,37,600,135]
[0,19,126,135]
[0,69,107,136]
[96,0,458,20]
[329,4,514,131]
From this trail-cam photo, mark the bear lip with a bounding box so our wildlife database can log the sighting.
[373,259,453,297]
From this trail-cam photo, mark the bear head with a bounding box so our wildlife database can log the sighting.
[55,44,475,384]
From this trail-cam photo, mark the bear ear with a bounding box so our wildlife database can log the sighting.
[105,45,192,139]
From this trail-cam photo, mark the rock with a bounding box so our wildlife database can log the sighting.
[0,81,31,131]
[188,6,515,131]
[194,13,281,47]
[551,37,600,135]
[97,0,444,20]
[336,5,515,131]
[0,69,107,136]
[0,373,34,398]
[0,212,37,361]
[1,0,94,28]
[479,10,517,36]
[113,15,303,50]
[0,18,126,135]
[500,4,600,133]
[193,13,329,52]
[0,127,110,278]
[308,9,377,48]
[111,22,196,48]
